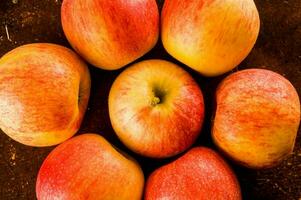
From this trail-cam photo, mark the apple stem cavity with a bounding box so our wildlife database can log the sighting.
[151,86,167,106]
[151,96,161,106]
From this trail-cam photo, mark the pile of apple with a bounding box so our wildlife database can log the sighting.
[0,0,300,199]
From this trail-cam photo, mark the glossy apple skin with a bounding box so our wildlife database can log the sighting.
[36,134,144,200]
[109,59,204,158]
[0,43,90,147]
[145,147,241,200]
[161,0,260,77]
[61,0,159,70]
[213,69,300,168]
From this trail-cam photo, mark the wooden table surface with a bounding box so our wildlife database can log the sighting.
[0,0,300,199]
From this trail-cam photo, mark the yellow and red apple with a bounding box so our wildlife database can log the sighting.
[161,0,260,76]
[61,0,159,70]
[109,59,204,158]
[145,147,241,200]
[0,43,90,147]
[36,134,144,200]
[213,69,300,168]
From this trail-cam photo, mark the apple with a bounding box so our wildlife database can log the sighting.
[36,134,144,200]
[212,69,300,168]
[161,0,260,77]
[61,0,159,70]
[0,43,90,147]
[145,147,241,200]
[109,59,204,158]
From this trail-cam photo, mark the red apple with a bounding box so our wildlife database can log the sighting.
[212,69,300,168]
[109,59,204,158]
[145,147,241,200]
[161,0,260,76]
[36,134,144,200]
[0,43,90,147]
[61,0,159,70]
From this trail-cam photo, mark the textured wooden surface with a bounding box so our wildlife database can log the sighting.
[0,0,300,199]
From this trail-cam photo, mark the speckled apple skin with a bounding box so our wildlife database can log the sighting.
[0,43,90,146]
[36,134,144,200]
[213,69,300,168]
[161,0,260,76]
[109,60,204,158]
[61,0,159,70]
[145,147,241,200]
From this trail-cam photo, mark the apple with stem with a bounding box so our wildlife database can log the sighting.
[109,59,204,158]
[0,43,90,147]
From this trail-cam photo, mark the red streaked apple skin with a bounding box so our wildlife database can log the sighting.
[109,59,204,158]
[61,0,159,70]
[36,134,144,200]
[0,43,90,147]
[145,147,241,200]
[161,0,260,77]
[213,69,300,168]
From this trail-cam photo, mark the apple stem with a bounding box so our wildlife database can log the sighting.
[151,97,161,106]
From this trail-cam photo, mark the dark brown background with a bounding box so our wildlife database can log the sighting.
[0,0,300,199]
